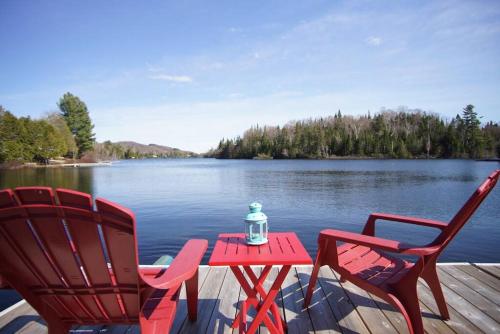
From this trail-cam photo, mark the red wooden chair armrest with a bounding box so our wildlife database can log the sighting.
[140,239,208,290]
[363,212,448,236]
[320,229,438,256]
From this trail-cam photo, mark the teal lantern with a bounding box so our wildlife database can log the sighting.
[244,202,268,245]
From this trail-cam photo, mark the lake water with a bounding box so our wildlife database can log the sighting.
[1,159,499,310]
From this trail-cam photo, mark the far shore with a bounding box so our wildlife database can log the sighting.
[0,161,113,170]
[2,156,499,170]
[34,161,113,168]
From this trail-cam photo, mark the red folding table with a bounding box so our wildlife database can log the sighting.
[209,232,312,334]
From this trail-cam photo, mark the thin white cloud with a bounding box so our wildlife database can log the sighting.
[366,36,382,46]
[146,62,164,72]
[149,74,193,83]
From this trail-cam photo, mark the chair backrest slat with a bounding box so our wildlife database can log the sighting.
[56,189,125,322]
[0,190,83,322]
[15,188,87,288]
[0,228,81,321]
[14,188,99,322]
[95,198,139,320]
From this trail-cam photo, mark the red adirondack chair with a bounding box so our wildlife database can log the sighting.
[0,187,208,333]
[304,170,500,334]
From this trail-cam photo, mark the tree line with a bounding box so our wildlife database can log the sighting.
[91,141,194,160]
[211,105,500,159]
[1,93,193,165]
[0,93,95,164]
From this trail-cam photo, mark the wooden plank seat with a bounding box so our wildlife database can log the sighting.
[336,243,413,288]
[0,187,208,333]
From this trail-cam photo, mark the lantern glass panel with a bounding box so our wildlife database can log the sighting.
[244,202,268,245]
[245,221,268,245]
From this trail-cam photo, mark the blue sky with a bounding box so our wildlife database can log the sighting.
[1,0,499,153]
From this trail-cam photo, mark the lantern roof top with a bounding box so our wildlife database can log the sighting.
[245,202,267,223]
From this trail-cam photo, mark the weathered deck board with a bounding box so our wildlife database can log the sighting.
[1,264,499,334]
[207,267,240,334]
[0,302,34,331]
[280,267,315,334]
[459,265,500,292]
[333,270,398,334]
[438,267,500,322]
[295,266,341,334]
[475,265,500,280]
[178,267,228,333]
[170,266,211,333]
[440,266,500,305]
[416,280,479,334]
[433,273,500,333]
[315,267,370,334]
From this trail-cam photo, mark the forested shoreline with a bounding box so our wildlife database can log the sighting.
[3,98,499,166]
[211,106,500,159]
[0,93,193,168]
[0,93,94,166]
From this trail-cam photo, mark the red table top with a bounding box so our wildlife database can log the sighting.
[208,232,312,266]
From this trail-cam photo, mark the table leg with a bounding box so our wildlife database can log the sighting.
[230,266,277,331]
[240,300,247,333]
[243,266,285,331]
[246,265,290,334]
[230,265,290,334]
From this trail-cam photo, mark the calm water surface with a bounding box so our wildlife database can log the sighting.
[1,159,499,310]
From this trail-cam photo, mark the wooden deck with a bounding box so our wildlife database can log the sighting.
[1,264,499,333]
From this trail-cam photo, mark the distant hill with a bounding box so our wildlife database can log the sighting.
[92,141,198,160]
[116,141,197,157]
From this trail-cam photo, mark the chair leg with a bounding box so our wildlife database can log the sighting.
[392,287,424,334]
[304,260,321,307]
[421,265,450,320]
[186,268,199,321]
[140,317,173,334]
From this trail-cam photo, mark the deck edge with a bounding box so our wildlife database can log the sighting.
[136,263,500,269]
[0,300,26,318]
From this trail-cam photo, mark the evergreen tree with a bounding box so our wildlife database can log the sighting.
[24,119,66,163]
[0,106,67,163]
[45,112,78,157]
[462,104,483,158]
[0,107,25,162]
[58,93,95,157]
